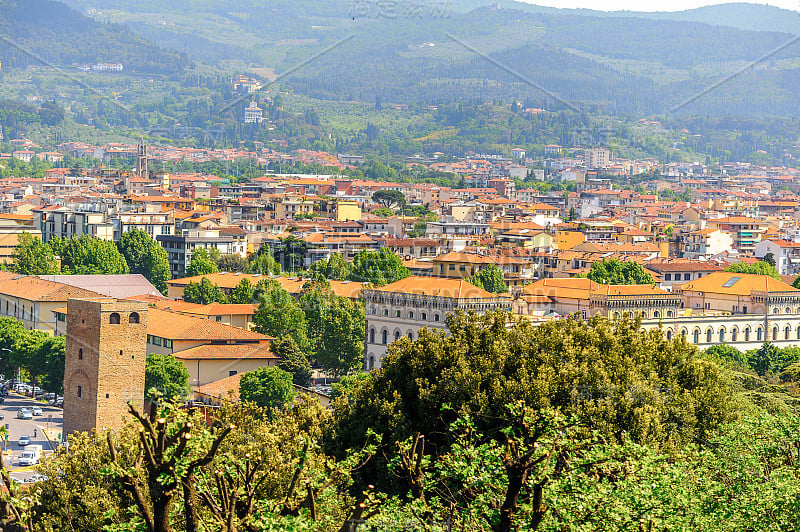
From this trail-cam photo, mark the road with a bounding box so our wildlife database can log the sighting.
[0,392,63,482]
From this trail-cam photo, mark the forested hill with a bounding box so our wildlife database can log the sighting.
[0,0,190,75]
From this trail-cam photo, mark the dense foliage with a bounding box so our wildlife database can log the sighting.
[349,248,410,286]
[182,277,227,304]
[117,229,171,294]
[144,353,190,400]
[585,258,656,285]
[725,260,782,280]
[471,264,509,293]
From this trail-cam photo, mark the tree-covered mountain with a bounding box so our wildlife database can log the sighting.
[0,0,190,74]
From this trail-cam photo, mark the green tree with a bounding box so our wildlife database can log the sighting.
[705,344,749,368]
[331,312,736,492]
[186,249,219,278]
[253,283,311,354]
[275,337,312,387]
[316,297,365,376]
[372,190,406,210]
[763,252,776,267]
[228,278,255,304]
[239,366,295,413]
[471,264,508,293]
[11,233,59,275]
[215,254,248,273]
[349,248,410,286]
[749,342,778,376]
[117,229,171,294]
[372,207,394,217]
[793,274,800,290]
[308,253,352,281]
[586,258,656,285]
[144,354,190,400]
[182,277,227,304]
[59,235,129,275]
[724,260,781,280]
[248,246,281,275]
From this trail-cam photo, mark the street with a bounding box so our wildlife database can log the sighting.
[0,392,63,482]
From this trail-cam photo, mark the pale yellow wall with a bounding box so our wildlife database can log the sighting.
[182,358,278,387]
[336,202,362,221]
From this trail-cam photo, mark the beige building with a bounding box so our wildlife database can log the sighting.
[0,275,100,332]
[173,343,278,388]
[677,271,800,315]
[363,276,512,370]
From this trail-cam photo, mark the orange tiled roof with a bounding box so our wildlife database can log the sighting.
[373,276,500,299]
[147,308,269,342]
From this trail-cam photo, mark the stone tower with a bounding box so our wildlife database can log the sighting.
[62,298,148,437]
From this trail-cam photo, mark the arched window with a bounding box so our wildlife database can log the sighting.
[706,328,713,343]
[666,329,672,341]
[78,348,83,361]
[693,329,700,343]
[407,331,413,339]
[383,309,389,316]
[614,312,620,319]
[773,326,779,341]
[369,328,375,343]
[786,326,791,340]
[434,314,440,322]
[653,311,660,318]
[744,327,750,341]
[368,356,374,370]
[421,312,427,320]
[773,308,780,314]
[731,327,738,342]
[129,312,140,324]
[719,328,725,343]
[667,311,674,317]
[381,330,388,345]
[641,311,648,319]
[787,307,793,314]
[408,312,414,319]
[796,325,800,339]
[109,313,121,324]
[395,310,401,317]
[757,327,763,341]
[394,330,401,342]
[681,328,687,339]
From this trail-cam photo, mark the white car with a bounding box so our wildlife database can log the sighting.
[16,409,32,420]
[18,435,29,447]
[31,407,42,416]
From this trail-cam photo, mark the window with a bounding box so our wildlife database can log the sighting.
[421,312,427,320]
[216,317,222,322]
[731,328,737,341]
[434,314,440,322]
[109,313,121,324]
[693,329,700,343]
[653,311,660,318]
[368,356,374,370]
[757,327,763,341]
[77,386,82,398]
[129,312,140,324]
[381,330,388,345]
[78,348,83,360]
[407,331,413,339]
[666,330,672,341]
[664,274,671,281]
[394,330,401,341]
[383,309,389,316]
[788,308,793,314]
[165,339,173,349]
[773,308,780,315]
[719,328,725,342]
[153,336,162,346]
[667,311,674,317]
[745,328,750,341]
[773,326,779,341]
[57,313,65,322]
[229,370,237,377]
[684,273,690,280]
[722,277,741,288]
[706,329,712,342]
[395,310,401,317]
[786,326,791,340]
[370,328,375,343]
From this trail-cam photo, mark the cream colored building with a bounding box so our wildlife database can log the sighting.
[362,276,512,370]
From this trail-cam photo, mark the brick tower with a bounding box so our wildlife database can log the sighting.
[62,298,148,436]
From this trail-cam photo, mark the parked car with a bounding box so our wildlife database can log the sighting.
[18,435,29,447]
[55,397,63,408]
[31,407,42,416]
[16,409,32,420]
[44,393,55,402]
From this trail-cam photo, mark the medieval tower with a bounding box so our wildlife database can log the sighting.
[62,298,148,436]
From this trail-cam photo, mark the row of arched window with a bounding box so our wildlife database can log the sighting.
[368,308,442,323]
[661,324,800,344]
[109,312,139,324]
[368,327,416,345]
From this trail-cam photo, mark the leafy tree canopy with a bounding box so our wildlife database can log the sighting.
[724,260,781,280]
[58,235,129,275]
[308,253,352,281]
[186,247,220,277]
[253,283,311,354]
[275,337,312,387]
[471,264,508,293]
[239,366,295,414]
[228,278,255,304]
[183,277,227,304]
[144,354,190,400]
[585,258,656,285]
[349,248,410,286]
[372,189,406,209]
[117,229,171,294]
[11,232,59,275]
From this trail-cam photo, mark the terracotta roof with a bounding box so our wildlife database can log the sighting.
[173,343,277,361]
[197,373,242,401]
[147,308,269,342]
[0,275,100,302]
[678,271,798,296]
[373,276,500,299]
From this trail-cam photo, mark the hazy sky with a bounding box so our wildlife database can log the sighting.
[516,0,800,12]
